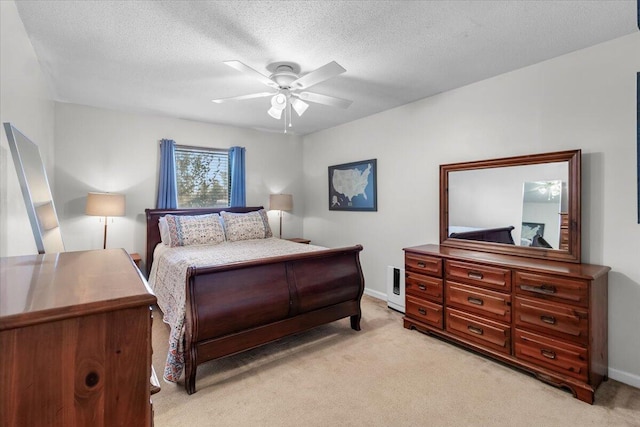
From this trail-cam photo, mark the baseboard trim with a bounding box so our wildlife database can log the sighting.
[608,367,640,389]
[363,288,386,301]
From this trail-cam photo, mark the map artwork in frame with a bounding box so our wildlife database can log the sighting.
[328,159,377,211]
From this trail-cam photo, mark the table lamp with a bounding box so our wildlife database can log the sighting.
[269,194,292,239]
[85,192,126,249]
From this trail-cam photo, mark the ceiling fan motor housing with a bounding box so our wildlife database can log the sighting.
[270,64,299,88]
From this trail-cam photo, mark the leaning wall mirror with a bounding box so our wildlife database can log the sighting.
[4,122,65,254]
[440,149,581,263]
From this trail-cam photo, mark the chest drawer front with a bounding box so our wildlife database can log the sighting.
[446,281,511,323]
[445,308,510,355]
[406,296,443,329]
[514,297,588,345]
[405,253,442,276]
[514,271,588,307]
[406,272,443,303]
[514,329,588,381]
[445,260,511,292]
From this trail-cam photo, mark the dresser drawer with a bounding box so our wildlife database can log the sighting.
[406,272,443,303]
[514,297,588,345]
[446,281,511,323]
[514,271,588,307]
[445,260,511,292]
[445,308,510,355]
[405,253,442,276]
[406,296,443,329]
[514,329,588,381]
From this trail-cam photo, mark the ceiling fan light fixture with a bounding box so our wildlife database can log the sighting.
[268,106,283,120]
[271,93,287,109]
[268,93,287,120]
[291,97,309,116]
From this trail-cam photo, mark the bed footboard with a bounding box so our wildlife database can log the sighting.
[183,245,364,394]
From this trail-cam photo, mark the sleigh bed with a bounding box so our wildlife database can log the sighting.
[145,207,365,394]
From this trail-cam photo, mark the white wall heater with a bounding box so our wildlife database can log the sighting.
[386,266,405,313]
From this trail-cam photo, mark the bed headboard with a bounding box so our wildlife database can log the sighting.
[144,206,263,275]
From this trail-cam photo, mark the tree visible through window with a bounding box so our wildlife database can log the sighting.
[175,146,230,208]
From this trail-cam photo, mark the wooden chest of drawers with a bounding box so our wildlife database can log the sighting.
[0,249,157,426]
[403,244,609,404]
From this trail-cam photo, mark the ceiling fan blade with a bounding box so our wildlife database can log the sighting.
[290,61,346,90]
[212,92,274,103]
[223,60,279,89]
[297,92,353,109]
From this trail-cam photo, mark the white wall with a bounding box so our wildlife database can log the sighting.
[0,1,55,257]
[54,103,303,272]
[302,33,640,387]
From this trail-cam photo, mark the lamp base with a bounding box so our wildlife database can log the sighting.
[103,216,108,249]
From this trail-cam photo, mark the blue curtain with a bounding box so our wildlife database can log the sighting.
[229,146,246,207]
[157,139,177,209]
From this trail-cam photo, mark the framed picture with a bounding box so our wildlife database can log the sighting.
[328,159,377,211]
[521,222,545,239]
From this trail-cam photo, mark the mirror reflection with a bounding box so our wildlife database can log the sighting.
[448,162,568,249]
[520,180,567,249]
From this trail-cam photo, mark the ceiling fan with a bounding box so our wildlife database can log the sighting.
[212,60,353,132]
[523,180,562,200]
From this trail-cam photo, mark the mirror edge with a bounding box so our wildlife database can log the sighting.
[440,149,581,263]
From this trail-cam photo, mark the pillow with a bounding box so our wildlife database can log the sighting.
[257,208,273,238]
[221,209,273,242]
[163,213,226,247]
[158,216,171,246]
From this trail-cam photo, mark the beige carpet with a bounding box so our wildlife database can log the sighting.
[151,296,640,426]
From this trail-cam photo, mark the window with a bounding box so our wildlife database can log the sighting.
[174,145,230,208]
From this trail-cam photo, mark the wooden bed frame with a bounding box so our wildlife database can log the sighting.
[145,207,365,394]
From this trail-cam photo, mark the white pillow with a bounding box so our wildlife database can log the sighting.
[158,216,171,246]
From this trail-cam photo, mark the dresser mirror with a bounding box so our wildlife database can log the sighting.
[440,149,581,263]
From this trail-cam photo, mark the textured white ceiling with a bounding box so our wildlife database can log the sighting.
[14,0,638,135]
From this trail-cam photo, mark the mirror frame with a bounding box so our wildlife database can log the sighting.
[440,149,581,263]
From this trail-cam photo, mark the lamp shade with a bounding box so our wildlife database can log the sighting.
[269,194,293,211]
[86,192,126,217]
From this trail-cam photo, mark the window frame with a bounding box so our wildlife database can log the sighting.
[174,144,230,208]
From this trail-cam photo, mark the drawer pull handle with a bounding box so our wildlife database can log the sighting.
[541,349,557,360]
[418,308,427,315]
[417,262,427,268]
[520,284,557,295]
[468,271,484,280]
[467,325,484,335]
[540,315,557,325]
[467,296,484,306]
[418,284,427,291]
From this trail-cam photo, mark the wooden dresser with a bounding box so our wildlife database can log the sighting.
[0,249,157,426]
[403,244,609,404]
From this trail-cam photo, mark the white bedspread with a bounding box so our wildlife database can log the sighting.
[148,238,326,382]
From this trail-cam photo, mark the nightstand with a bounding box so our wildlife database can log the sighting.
[287,238,311,244]
[129,252,142,268]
